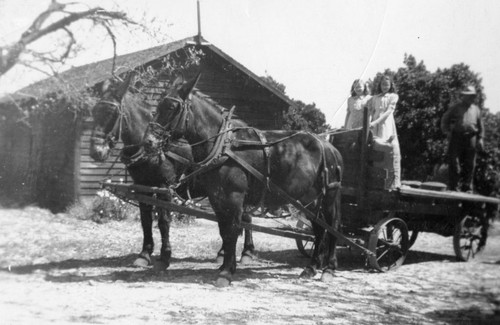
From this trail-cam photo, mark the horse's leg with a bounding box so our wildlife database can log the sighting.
[320,188,342,282]
[214,191,245,287]
[299,221,324,279]
[216,226,225,264]
[155,201,172,271]
[133,202,154,267]
[240,212,256,264]
[216,212,255,264]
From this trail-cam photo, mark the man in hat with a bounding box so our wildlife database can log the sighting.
[441,85,484,192]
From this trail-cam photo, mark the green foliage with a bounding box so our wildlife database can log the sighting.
[260,74,286,94]
[90,190,138,223]
[373,54,499,196]
[283,100,328,133]
[66,190,138,223]
[261,74,329,133]
[475,111,500,197]
[134,46,205,90]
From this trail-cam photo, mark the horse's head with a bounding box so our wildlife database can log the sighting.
[144,74,201,152]
[90,73,134,162]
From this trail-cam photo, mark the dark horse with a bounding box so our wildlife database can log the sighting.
[145,75,344,287]
[89,73,256,268]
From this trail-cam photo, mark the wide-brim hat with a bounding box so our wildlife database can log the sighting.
[460,85,477,95]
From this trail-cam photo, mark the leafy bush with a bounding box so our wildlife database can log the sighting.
[67,190,138,223]
[90,190,138,223]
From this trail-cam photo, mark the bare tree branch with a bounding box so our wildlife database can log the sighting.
[101,22,118,77]
[0,0,136,77]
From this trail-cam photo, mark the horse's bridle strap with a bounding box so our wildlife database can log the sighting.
[91,100,125,147]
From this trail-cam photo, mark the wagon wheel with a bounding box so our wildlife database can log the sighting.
[295,218,315,258]
[368,215,409,272]
[453,214,487,261]
[397,213,418,248]
[407,229,419,248]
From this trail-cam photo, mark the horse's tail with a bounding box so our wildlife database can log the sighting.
[319,139,343,227]
[314,136,342,192]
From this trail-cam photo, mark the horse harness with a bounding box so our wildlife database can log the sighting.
[151,100,343,219]
[149,104,373,254]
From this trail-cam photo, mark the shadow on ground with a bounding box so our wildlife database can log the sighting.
[0,245,467,285]
[426,307,500,325]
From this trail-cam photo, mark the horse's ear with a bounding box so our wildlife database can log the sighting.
[116,72,135,99]
[178,73,201,101]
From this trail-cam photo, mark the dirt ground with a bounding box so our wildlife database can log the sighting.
[0,206,499,324]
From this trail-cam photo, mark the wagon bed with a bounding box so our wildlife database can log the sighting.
[330,111,500,269]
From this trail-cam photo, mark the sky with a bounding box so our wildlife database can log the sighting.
[1,0,500,127]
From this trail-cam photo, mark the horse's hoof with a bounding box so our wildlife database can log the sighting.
[215,276,231,287]
[320,269,336,283]
[299,266,316,279]
[240,253,256,265]
[133,256,151,268]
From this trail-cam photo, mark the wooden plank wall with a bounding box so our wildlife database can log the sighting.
[193,55,287,130]
[35,109,81,211]
[80,118,132,197]
[0,119,34,203]
[0,106,82,212]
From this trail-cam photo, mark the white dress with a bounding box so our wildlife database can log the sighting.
[367,92,401,188]
[368,93,399,141]
[345,95,371,129]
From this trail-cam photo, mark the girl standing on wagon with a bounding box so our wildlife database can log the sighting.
[366,75,401,188]
[344,79,371,129]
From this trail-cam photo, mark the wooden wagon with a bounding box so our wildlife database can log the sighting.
[101,111,499,272]
[322,112,500,271]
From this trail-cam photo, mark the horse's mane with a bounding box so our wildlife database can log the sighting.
[191,90,248,127]
[123,91,154,113]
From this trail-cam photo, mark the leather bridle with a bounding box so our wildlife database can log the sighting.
[91,99,126,149]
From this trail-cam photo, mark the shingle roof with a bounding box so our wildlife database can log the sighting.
[0,35,294,107]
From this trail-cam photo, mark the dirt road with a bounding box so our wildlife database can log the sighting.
[0,207,499,324]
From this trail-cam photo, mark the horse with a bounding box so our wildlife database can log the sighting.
[89,73,256,269]
[144,74,343,287]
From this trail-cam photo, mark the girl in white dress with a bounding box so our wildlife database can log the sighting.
[366,75,401,188]
[344,79,371,129]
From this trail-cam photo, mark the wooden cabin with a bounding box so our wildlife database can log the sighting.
[0,36,294,212]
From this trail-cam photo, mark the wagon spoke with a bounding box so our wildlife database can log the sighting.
[368,216,409,272]
[376,238,401,248]
[376,247,390,261]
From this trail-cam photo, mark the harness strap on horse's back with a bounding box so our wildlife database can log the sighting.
[252,129,272,189]
[174,106,235,186]
[246,128,272,216]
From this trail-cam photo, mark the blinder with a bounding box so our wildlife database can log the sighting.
[90,99,126,149]
[161,95,191,136]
